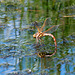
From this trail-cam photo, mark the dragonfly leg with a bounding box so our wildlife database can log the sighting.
[39,38,44,46]
[36,34,40,44]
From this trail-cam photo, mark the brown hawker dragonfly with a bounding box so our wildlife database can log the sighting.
[33,18,59,57]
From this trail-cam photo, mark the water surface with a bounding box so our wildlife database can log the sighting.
[0,0,75,75]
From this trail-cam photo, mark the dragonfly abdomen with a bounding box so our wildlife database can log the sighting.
[43,33,57,57]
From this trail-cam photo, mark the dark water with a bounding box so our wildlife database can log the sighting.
[0,0,75,75]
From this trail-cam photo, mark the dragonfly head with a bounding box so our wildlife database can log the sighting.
[33,33,36,38]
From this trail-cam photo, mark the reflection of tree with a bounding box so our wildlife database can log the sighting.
[19,57,23,70]
[20,6,24,29]
[40,57,56,74]
[42,0,49,17]
[18,56,41,72]
[59,0,75,45]
[57,64,61,75]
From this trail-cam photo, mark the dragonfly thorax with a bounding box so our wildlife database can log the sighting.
[33,32,43,38]
[38,32,43,38]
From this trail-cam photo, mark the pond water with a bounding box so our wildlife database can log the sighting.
[0,0,75,75]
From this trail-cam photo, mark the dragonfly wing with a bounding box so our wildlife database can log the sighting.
[40,18,51,32]
[33,21,41,32]
[43,25,59,33]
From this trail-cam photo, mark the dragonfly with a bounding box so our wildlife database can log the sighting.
[33,18,59,57]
